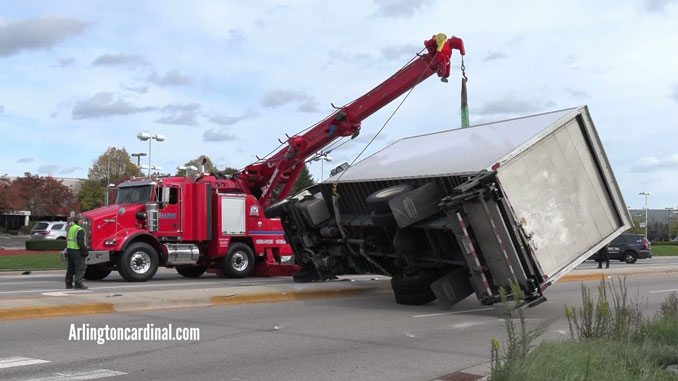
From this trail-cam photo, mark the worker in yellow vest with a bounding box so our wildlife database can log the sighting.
[65,214,89,289]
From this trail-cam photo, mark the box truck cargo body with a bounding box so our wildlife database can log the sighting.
[268,106,632,306]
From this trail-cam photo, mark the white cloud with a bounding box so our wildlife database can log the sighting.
[207,109,257,126]
[37,164,60,174]
[484,51,507,62]
[381,44,420,61]
[59,166,80,174]
[15,157,33,163]
[72,92,154,119]
[53,58,74,68]
[372,0,433,18]
[478,96,556,116]
[643,0,677,13]
[0,16,87,57]
[91,53,149,69]
[155,103,201,125]
[633,154,678,172]
[260,90,316,109]
[203,128,237,142]
[147,70,192,87]
[567,88,591,99]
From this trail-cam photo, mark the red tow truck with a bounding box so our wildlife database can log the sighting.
[77,34,466,281]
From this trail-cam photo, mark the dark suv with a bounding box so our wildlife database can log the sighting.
[591,234,652,264]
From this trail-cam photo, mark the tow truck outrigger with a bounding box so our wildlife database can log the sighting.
[76,33,466,282]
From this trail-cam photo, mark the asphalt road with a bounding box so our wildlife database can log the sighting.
[0,268,304,298]
[1,257,678,299]
[1,274,677,381]
[0,234,30,250]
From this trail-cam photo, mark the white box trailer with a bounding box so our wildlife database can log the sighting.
[268,106,632,306]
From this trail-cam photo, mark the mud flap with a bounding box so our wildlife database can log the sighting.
[429,267,474,307]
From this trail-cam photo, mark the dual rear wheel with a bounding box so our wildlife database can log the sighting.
[116,241,256,281]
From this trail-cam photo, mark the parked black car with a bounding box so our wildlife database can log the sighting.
[590,234,652,264]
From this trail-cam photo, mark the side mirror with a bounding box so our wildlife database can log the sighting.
[161,187,171,203]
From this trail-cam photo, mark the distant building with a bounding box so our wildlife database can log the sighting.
[628,209,678,224]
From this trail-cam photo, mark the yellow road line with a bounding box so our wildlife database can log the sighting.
[0,303,114,320]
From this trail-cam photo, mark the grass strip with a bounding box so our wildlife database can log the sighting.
[653,246,678,256]
[493,334,678,380]
[0,253,66,270]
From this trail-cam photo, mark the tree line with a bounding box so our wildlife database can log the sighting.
[1,147,315,216]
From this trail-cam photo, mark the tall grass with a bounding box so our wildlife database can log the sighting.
[490,278,678,380]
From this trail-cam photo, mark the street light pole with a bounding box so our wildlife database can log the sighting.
[666,207,674,241]
[137,133,165,177]
[131,153,147,168]
[105,147,111,206]
[311,151,333,180]
[639,192,651,238]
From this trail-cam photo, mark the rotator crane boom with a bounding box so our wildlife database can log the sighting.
[240,34,465,208]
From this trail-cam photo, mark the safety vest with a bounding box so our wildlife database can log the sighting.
[67,224,85,250]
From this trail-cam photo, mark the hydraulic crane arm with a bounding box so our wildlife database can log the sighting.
[241,34,465,208]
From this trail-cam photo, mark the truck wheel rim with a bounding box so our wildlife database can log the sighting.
[130,251,151,274]
[376,187,403,198]
[231,252,248,272]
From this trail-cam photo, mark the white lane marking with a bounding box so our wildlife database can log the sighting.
[449,321,485,329]
[0,281,51,285]
[42,291,92,297]
[413,307,494,318]
[0,357,50,369]
[649,288,678,294]
[25,369,127,380]
[0,281,241,295]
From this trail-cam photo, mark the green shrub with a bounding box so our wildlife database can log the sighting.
[7,230,20,235]
[491,281,678,381]
[658,292,678,319]
[651,242,678,246]
[25,239,66,251]
[565,277,646,341]
[19,225,32,234]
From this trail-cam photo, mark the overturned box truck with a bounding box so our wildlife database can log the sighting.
[267,106,632,306]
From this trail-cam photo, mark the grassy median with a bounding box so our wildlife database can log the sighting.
[490,280,678,380]
[653,246,678,256]
[0,253,65,270]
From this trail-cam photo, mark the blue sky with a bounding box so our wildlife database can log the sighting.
[0,0,677,209]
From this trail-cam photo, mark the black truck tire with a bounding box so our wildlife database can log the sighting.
[366,184,413,214]
[84,265,112,280]
[118,242,159,282]
[292,269,317,283]
[220,243,255,278]
[176,266,207,278]
[394,289,437,305]
[370,211,397,228]
[390,270,439,294]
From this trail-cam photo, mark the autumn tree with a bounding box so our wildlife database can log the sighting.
[0,177,22,213]
[79,147,141,210]
[88,147,142,183]
[4,173,79,217]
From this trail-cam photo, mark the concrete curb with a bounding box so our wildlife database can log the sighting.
[559,268,678,282]
[0,303,115,320]
[0,283,391,321]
